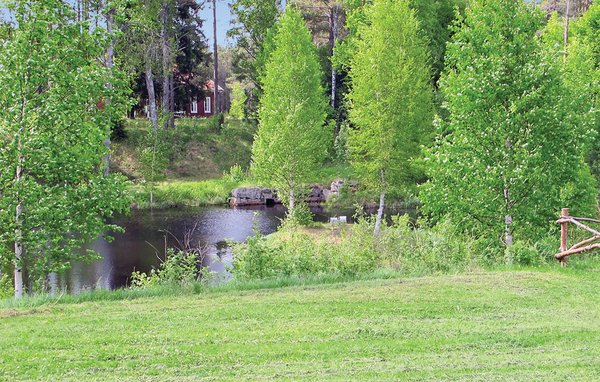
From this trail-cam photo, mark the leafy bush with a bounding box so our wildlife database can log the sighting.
[0,273,13,299]
[207,113,225,131]
[130,249,200,288]
[282,202,314,228]
[223,164,246,183]
[232,216,380,280]
[138,129,172,181]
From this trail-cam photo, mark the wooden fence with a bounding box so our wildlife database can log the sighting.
[555,208,600,265]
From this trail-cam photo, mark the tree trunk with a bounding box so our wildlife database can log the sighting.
[564,0,571,58]
[505,213,513,247]
[289,187,295,212]
[212,0,219,114]
[14,138,24,299]
[14,203,23,299]
[329,5,338,109]
[145,64,159,132]
[161,2,173,130]
[103,4,114,176]
[374,191,385,237]
[169,73,175,128]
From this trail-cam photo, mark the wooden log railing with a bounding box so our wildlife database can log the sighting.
[555,208,600,265]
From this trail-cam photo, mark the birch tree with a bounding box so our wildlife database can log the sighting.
[422,0,597,253]
[0,0,131,297]
[347,0,433,236]
[251,7,329,215]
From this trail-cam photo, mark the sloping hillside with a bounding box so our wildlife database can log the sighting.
[112,118,256,181]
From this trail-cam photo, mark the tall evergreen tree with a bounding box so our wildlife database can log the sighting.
[422,0,597,254]
[347,0,433,236]
[251,7,329,214]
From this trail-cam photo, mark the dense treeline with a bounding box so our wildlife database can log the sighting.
[249,0,599,262]
[0,0,599,298]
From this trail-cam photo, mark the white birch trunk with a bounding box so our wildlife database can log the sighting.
[103,4,114,176]
[374,191,385,237]
[14,139,24,299]
[145,64,159,132]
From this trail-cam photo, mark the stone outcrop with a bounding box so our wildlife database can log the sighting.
[230,180,358,207]
[229,187,281,207]
[306,184,330,205]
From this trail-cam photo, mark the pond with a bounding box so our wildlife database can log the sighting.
[48,205,357,293]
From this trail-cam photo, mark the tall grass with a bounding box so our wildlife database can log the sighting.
[131,178,255,208]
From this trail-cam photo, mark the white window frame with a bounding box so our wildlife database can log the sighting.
[191,98,198,114]
[204,96,211,114]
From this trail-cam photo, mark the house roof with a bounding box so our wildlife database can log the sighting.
[204,79,225,92]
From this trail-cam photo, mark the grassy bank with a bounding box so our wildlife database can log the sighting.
[114,118,359,208]
[131,178,253,208]
[2,267,600,381]
[113,118,256,181]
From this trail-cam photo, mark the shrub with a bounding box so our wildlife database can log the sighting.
[232,216,379,279]
[281,202,314,228]
[130,249,201,288]
[223,164,246,183]
[0,273,13,299]
[138,129,172,181]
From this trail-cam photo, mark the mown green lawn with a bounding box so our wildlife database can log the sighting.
[2,270,600,381]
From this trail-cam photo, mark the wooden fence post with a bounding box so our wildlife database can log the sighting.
[560,208,570,267]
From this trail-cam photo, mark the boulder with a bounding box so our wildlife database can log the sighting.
[306,184,328,205]
[330,179,344,196]
[230,187,281,207]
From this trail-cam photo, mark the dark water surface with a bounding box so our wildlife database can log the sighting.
[49,205,356,293]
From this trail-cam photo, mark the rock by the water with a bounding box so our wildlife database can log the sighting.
[230,187,281,207]
[306,184,329,205]
[330,179,345,196]
[230,180,357,207]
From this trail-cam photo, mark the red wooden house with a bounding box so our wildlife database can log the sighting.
[183,80,224,118]
[135,80,224,119]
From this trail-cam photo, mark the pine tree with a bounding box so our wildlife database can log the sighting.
[251,7,329,215]
[347,0,433,236]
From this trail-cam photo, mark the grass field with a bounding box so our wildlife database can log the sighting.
[2,269,600,381]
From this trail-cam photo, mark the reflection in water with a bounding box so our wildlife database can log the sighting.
[49,205,358,292]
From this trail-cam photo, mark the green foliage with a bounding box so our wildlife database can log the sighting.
[0,274,13,300]
[228,0,281,116]
[251,7,330,210]
[422,0,597,246]
[409,0,467,86]
[232,222,379,279]
[281,202,314,228]
[138,128,172,181]
[571,4,600,179]
[233,209,565,282]
[130,249,200,288]
[0,0,132,292]
[332,120,349,162]
[347,0,433,196]
[223,164,247,183]
[228,81,248,120]
[334,0,465,88]
[132,178,245,208]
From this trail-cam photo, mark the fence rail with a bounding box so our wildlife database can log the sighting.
[555,208,600,265]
